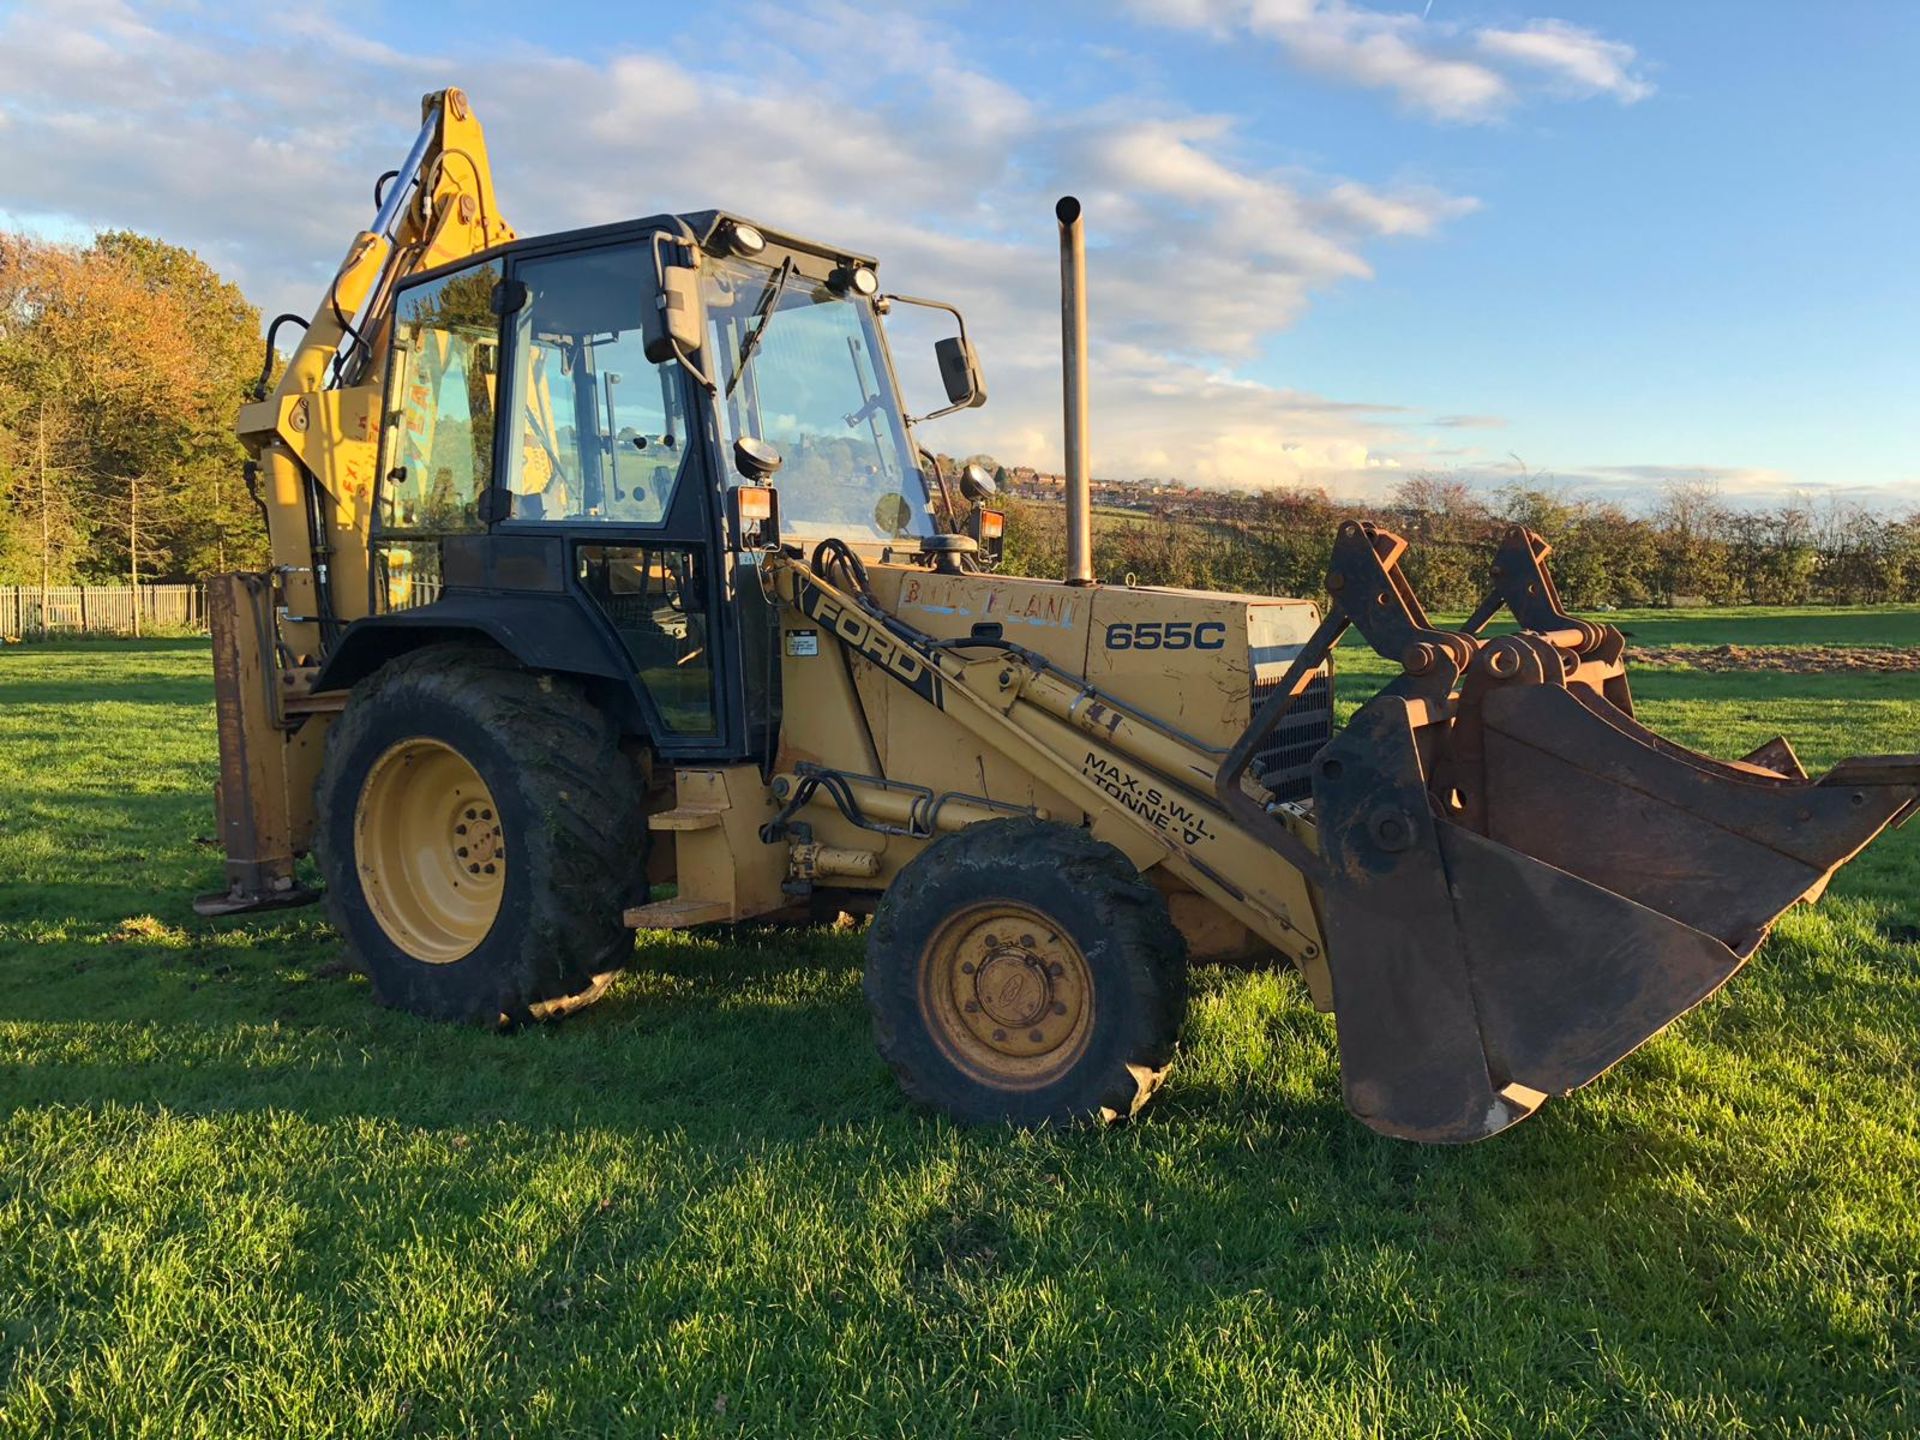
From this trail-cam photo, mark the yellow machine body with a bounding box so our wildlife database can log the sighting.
[742,565,1332,987]
[198,87,1920,1144]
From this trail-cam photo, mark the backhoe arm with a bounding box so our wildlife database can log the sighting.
[198,88,512,917]
[234,86,513,661]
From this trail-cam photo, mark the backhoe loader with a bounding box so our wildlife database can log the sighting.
[196,88,1920,1142]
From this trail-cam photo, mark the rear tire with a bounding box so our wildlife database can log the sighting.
[865,818,1188,1125]
[315,644,646,1025]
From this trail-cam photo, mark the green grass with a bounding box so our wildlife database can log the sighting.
[1337,604,1920,652]
[1603,604,1920,648]
[1,628,1917,1438]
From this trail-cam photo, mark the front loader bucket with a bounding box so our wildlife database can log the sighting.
[1271,522,1920,1142]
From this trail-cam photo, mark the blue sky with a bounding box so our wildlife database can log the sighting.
[1,0,1914,507]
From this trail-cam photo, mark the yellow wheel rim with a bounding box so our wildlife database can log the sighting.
[354,738,505,964]
[918,903,1095,1090]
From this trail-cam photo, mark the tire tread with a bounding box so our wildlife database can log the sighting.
[314,643,645,1024]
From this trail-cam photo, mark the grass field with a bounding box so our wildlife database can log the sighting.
[2,619,1917,1438]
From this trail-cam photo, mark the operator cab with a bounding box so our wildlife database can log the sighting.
[360,210,984,766]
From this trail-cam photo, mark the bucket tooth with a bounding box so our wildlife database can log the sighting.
[1739,735,1806,780]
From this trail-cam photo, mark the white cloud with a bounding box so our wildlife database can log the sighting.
[1408,460,1912,512]
[0,0,1493,490]
[1124,1,1652,123]
[1478,21,1654,104]
[1428,414,1507,430]
[1581,464,1795,495]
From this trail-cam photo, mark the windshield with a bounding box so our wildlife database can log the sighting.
[705,255,932,545]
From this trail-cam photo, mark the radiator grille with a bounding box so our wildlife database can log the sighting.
[1250,669,1334,803]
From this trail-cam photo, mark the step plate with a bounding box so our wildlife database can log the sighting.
[622,897,733,930]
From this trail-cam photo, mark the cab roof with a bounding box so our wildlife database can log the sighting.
[395,208,877,294]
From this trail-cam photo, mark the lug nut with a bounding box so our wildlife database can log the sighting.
[1052,1001,1067,1015]
[1047,963,1063,978]
[961,961,975,975]
[965,1000,980,1013]
[1029,1029,1044,1043]
[992,1029,1007,1042]
[1021,934,1035,948]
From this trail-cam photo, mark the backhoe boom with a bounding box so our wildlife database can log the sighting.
[198,88,512,915]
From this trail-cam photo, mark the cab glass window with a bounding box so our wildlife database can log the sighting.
[577,544,716,735]
[706,255,932,545]
[503,244,690,524]
[378,260,502,535]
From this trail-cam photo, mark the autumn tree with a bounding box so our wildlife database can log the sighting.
[0,231,264,618]
[93,231,263,576]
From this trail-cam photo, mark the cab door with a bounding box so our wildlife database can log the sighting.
[491,236,741,758]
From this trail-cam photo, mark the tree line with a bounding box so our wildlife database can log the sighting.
[1000,475,1920,612]
[0,232,265,599]
[4,228,1916,615]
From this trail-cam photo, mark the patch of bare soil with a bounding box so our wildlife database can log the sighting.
[1626,644,1920,674]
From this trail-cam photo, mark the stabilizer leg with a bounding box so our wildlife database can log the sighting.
[193,574,322,917]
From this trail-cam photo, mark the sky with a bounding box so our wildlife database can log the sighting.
[0,0,1914,509]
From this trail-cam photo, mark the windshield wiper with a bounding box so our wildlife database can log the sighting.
[726,257,794,398]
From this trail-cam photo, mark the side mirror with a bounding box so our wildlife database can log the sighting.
[880,293,987,424]
[644,231,712,388]
[644,262,706,366]
[935,335,987,410]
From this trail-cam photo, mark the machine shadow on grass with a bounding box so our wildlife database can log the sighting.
[4,819,1915,1159]
[0,892,1702,1174]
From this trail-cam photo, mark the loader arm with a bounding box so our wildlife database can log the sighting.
[767,549,1331,970]
[767,527,1920,1143]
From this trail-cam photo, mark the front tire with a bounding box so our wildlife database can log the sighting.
[865,818,1188,1125]
[314,644,645,1025]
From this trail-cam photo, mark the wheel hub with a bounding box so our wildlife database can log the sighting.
[457,802,503,873]
[973,949,1054,1030]
[921,905,1094,1086]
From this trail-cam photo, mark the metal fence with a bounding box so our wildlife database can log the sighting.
[1,584,208,639]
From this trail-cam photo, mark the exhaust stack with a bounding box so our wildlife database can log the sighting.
[1057,196,1094,585]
